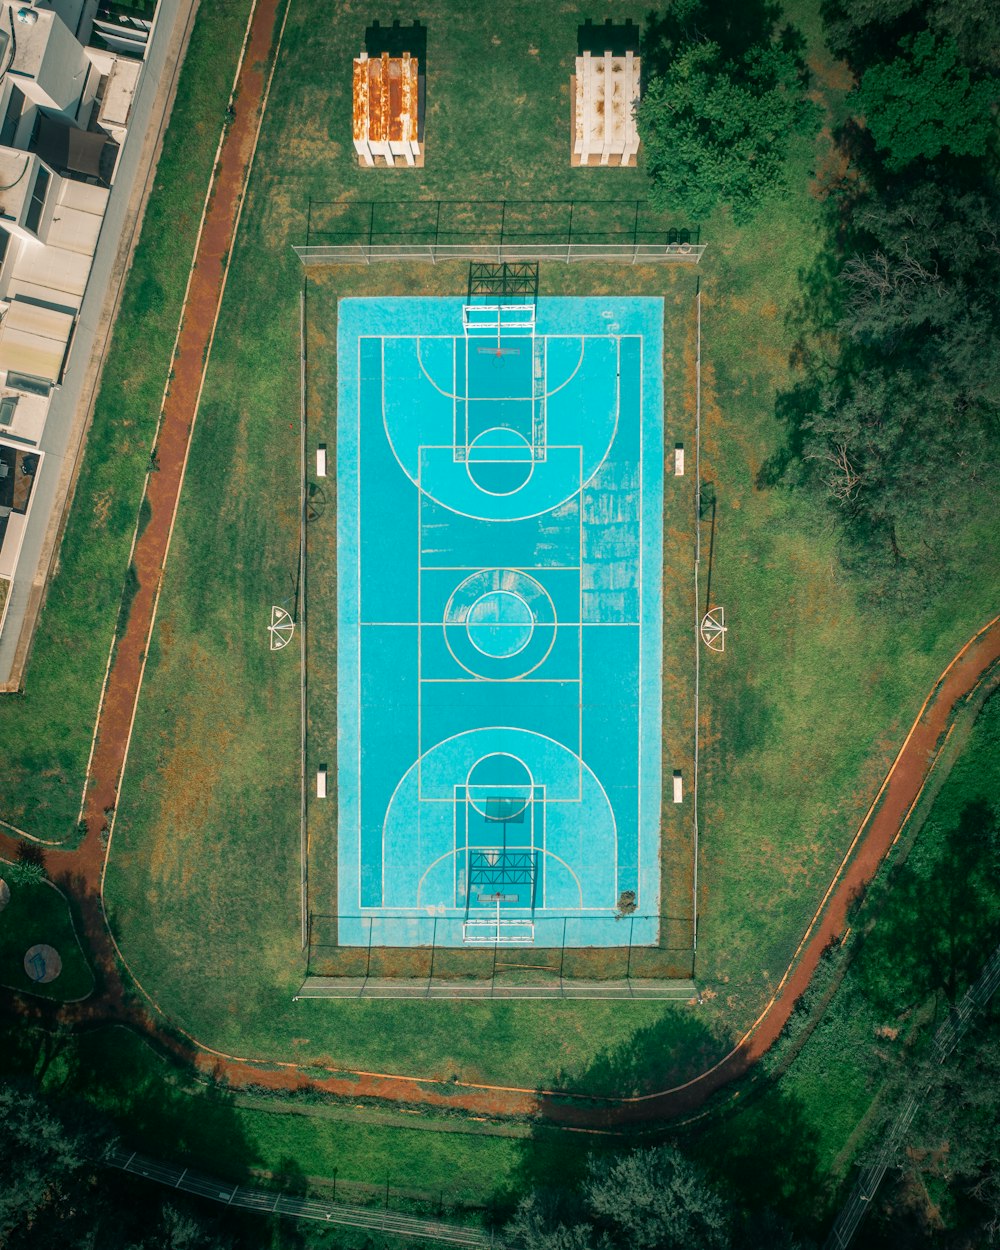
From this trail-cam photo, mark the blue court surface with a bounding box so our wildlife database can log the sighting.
[336,296,663,947]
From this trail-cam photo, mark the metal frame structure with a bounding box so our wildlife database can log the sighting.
[467,261,539,300]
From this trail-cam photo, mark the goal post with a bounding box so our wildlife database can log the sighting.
[462,304,536,337]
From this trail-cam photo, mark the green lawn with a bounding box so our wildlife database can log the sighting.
[0,0,253,841]
[95,0,1000,1122]
[0,876,93,1001]
[680,679,1000,1239]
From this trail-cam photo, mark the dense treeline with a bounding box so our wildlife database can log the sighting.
[793,0,999,593]
[503,1145,807,1250]
[640,0,999,595]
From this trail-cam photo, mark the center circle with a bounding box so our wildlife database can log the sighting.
[465,590,534,658]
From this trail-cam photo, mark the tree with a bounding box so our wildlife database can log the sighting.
[504,1194,598,1250]
[585,1148,732,1250]
[0,1082,91,1244]
[868,1006,1000,1246]
[637,8,816,223]
[0,1081,239,1250]
[506,1148,732,1250]
[788,178,1000,587]
[822,0,1000,73]
[5,858,47,886]
[856,29,996,170]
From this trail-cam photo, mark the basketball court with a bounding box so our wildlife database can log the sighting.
[336,296,663,947]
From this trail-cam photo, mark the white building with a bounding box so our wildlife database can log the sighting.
[0,0,140,624]
[572,50,641,167]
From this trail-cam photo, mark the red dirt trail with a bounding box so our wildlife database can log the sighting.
[2,0,999,1125]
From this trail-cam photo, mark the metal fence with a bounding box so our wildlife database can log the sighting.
[295,198,705,265]
[302,912,696,998]
[823,941,1000,1250]
[295,241,705,265]
[109,1147,494,1245]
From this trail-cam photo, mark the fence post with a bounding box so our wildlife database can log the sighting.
[560,917,567,995]
[427,916,437,996]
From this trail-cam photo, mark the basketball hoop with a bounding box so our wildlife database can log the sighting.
[268,605,295,651]
[700,606,727,652]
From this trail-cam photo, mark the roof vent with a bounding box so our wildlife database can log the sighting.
[16,7,38,24]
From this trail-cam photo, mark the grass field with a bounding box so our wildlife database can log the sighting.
[680,678,1000,1238]
[94,0,1000,1120]
[0,876,93,1001]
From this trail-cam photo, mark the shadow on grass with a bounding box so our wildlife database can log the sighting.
[489,1006,829,1242]
[852,797,1000,1014]
[577,18,640,57]
[640,0,783,80]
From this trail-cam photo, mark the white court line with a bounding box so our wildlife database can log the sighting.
[417,565,582,572]
[636,331,642,907]
[362,622,637,627]
[354,314,648,926]
[356,335,364,912]
[412,334,622,402]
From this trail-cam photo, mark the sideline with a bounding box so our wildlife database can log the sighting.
[1,2,998,1122]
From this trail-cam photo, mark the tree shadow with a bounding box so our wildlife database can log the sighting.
[577,18,641,57]
[853,798,1000,1014]
[0,1013,269,1248]
[364,18,427,67]
[687,1082,829,1236]
[490,1003,829,1244]
[640,1,784,80]
[819,0,926,75]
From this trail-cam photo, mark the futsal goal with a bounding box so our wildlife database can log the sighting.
[462,303,536,338]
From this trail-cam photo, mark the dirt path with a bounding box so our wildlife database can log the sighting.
[1,0,284,1031]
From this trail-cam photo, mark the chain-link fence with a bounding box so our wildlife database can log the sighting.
[300,912,696,998]
[295,198,705,264]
